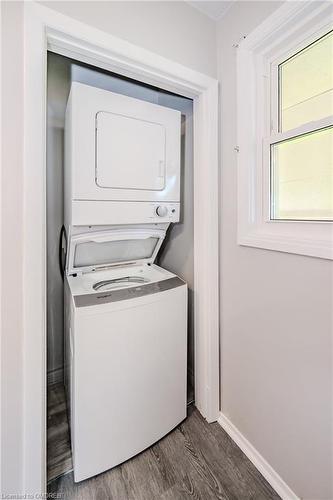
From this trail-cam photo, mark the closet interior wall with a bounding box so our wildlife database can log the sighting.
[46,52,195,400]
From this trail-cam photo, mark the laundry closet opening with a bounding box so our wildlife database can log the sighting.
[46,52,194,483]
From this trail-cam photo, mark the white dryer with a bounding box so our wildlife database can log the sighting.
[65,82,181,227]
[64,227,187,482]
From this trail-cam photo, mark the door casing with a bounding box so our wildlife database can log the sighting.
[21,2,220,493]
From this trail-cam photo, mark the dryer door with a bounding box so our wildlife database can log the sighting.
[67,83,181,203]
[96,112,166,191]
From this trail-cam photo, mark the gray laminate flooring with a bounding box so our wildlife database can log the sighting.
[48,384,280,500]
[47,382,73,482]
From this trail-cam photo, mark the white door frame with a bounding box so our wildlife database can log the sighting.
[23,2,219,493]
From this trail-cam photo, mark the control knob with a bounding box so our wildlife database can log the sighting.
[156,205,168,217]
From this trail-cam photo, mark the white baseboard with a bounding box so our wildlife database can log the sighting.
[47,367,63,386]
[218,413,299,500]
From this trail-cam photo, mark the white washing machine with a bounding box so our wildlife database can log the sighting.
[64,227,187,482]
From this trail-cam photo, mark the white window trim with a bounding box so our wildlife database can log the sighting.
[237,1,333,259]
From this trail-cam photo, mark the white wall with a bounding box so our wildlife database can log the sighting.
[46,54,71,385]
[157,93,194,399]
[40,1,217,78]
[217,3,333,499]
[1,1,24,493]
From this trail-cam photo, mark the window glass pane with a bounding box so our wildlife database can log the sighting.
[279,31,333,131]
[271,127,333,220]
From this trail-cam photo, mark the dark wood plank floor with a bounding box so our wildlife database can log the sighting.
[47,383,73,482]
[48,384,280,500]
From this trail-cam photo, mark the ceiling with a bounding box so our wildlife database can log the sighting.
[186,1,233,21]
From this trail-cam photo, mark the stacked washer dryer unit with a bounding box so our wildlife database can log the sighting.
[64,82,187,482]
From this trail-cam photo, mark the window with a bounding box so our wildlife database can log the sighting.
[237,2,333,259]
[270,30,333,221]
[279,31,333,132]
[271,127,333,221]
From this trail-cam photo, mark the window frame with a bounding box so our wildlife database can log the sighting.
[237,1,333,259]
[268,27,333,222]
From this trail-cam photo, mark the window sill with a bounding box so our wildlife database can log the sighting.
[238,220,333,260]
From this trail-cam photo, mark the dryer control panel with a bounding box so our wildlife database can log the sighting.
[155,204,178,219]
[71,201,180,226]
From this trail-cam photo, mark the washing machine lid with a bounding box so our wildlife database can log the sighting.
[66,228,166,275]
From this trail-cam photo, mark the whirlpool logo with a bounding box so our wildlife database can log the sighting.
[97,293,113,299]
